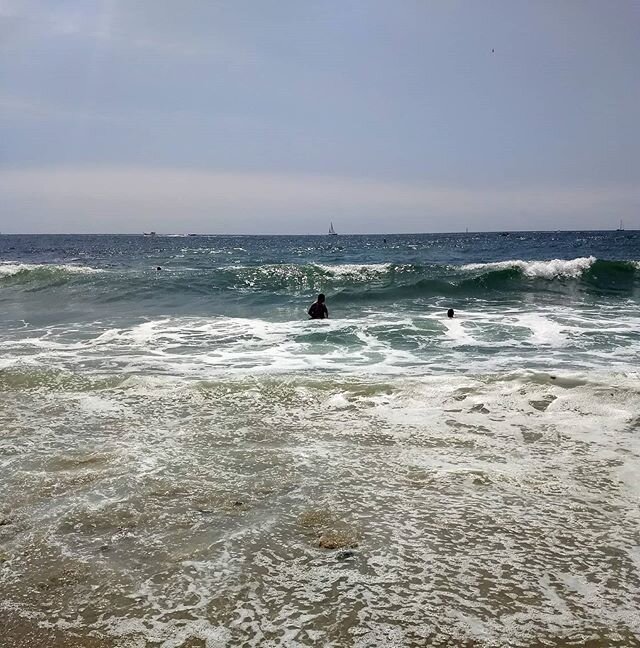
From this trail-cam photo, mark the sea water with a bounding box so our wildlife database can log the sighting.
[0,232,639,647]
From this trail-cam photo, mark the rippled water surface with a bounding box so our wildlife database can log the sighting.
[1,232,639,647]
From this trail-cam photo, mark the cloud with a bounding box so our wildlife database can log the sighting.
[0,93,116,122]
[0,0,256,63]
[1,167,638,233]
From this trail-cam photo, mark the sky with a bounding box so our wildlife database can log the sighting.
[1,0,639,234]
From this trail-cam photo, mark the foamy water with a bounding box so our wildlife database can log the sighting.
[1,301,638,377]
[1,232,639,646]
[460,256,597,278]
[2,371,639,646]
[0,262,102,277]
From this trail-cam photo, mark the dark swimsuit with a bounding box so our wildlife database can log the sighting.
[308,303,328,319]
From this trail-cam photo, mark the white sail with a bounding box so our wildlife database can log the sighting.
[328,222,337,235]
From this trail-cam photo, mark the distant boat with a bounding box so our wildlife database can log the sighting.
[143,231,157,237]
[328,222,338,236]
[616,219,624,231]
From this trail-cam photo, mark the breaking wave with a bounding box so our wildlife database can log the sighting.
[0,258,637,300]
[0,262,102,281]
[461,256,597,278]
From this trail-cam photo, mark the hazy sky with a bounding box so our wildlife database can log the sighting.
[1,0,639,233]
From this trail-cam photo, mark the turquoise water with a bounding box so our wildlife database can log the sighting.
[1,232,639,646]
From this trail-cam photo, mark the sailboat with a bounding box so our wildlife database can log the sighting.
[616,219,624,231]
[328,222,338,236]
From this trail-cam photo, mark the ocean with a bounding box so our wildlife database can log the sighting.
[1,231,639,647]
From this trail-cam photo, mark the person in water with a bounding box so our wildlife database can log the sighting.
[447,308,455,318]
[308,294,329,319]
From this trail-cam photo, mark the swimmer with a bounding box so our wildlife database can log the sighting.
[447,308,454,318]
[308,293,329,319]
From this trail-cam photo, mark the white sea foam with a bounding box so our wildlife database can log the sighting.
[315,263,392,277]
[460,256,596,278]
[512,312,570,346]
[2,370,639,646]
[221,262,395,283]
[2,303,640,379]
[0,262,102,277]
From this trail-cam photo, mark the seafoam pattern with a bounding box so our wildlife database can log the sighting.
[460,257,597,278]
[0,262,103,277]
[1,372,639,647]
[1,304,639,377]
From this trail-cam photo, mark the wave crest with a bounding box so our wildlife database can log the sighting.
[0,263,102,280]
[461,256,597,279]
[0,258,636,299]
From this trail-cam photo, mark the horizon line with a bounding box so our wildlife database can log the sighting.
[0,228,637,237]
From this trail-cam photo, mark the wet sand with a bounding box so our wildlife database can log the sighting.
[0,610,112,648]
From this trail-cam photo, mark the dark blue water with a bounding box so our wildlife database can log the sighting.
[1,231,638,323]
[1,230,637,269]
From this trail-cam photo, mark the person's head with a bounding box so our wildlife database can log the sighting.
[317,293,325,303]
[447,308,454,318]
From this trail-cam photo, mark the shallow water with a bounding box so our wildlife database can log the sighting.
[1,232,639,646]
